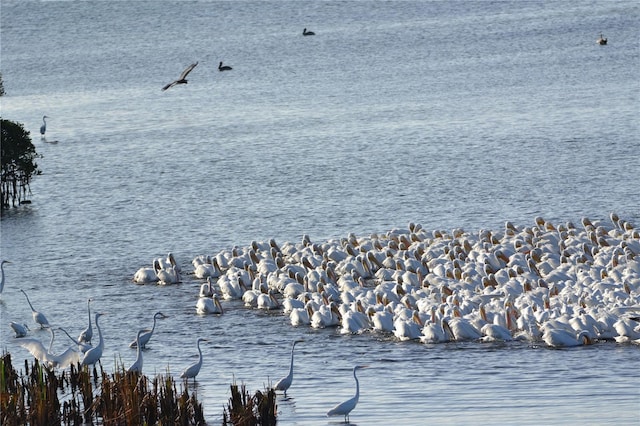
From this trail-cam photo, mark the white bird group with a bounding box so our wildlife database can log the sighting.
[181,213,639,349]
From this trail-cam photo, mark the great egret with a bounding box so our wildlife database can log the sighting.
[327,365,369,423]
[180,337,207,382]
[10,321,29,337]
[274,339,304,396]
[78,298,93,344]
[162,62,198,91]
[129,311,167,348]
[20,327,79,369]
[40,116,49,136]
[218,61,232,71]
[81,313,104,365]
[303,28,315,36]
[0,260,11,294]
[20,289,50,328]
[128,329,146,373]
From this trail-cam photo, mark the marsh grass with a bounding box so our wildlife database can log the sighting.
[2,352,277,425]
[1,352,206,425]
[222,382,277,426]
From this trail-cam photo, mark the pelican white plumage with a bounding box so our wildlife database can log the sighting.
[274,339,304,396]
[10,321,29,338]
[0,260,11,294]
[180,337,207,382]
[327,365,368,423]
[480,323,513,342]
[128,329,146,373]
[129,311,167,348]
[155,260,180,285]
[133,261,159,283]
[311,302,342,328]
[20,289,50,328]
[393,310,423,341]
[196,294,223,314]
[20,328,79,369]
[199,277,214,297]
[81,313,105,365]
[162,62,198,91]
[257,290,280,310]
[40,116,49,136]
[369,305,395,333]
[542,328,592,347]
[290,303,314,326]
[78,298,93,344]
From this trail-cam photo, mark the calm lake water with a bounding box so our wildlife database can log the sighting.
[1,1,639,424]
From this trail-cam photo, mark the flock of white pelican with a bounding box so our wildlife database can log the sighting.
[134,213,640,348]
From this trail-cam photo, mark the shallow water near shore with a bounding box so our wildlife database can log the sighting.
[1,1,639,424]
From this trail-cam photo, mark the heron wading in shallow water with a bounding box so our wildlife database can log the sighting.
[327,365,369,423]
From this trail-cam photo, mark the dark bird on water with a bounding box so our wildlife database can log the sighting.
[597,34,607,45]
[40,116,49,136]
[303,28,315,36]
[162,62,198,91]
[218,61,232,71]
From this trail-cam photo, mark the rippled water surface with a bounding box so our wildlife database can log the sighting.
[1,1,639,424]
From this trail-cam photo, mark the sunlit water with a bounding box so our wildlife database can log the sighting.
[1,1,639,424]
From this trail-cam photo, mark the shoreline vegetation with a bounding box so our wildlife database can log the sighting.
[0,352,277,426]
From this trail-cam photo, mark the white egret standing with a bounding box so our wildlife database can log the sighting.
[327,365,369,423]
[274,339,304,396]
[10,321,29,337]
[180,337,207,382]
[81,313,104,365]
[40,116,49,136]
[78,298,93,344]
[128,329,146,373]
[129,311,167,348]
[20,289,50,328]
[0,260,11,294]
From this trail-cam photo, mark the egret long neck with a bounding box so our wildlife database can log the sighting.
[354,368,360,401]
[288,345,296,376]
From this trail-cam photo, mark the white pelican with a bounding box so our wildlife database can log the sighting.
[393,311,423,341]
[290,303,314,326]
[311,302,342,328]
[20,328,79,369]
[327,365,368,423]
[81,313,105,365]
[10,321,29,338]
[78,298,93,344]
[155,260,180,284]
[128,329,146,373]
[542,328,592,347]
[369,306,395,333]
[20,289,50,328]
[180,338,207,382]
[162,61,198,91]
[257,290,280,310]
[0,260,11,293]
[199,277,214,298]
[218,61,232,71]
[341,307,370,334]
[133,262,159,283]
[196,294,223,315]
[480,323,513,342]
[274,339,304,396]
[447,316,482,341]
[129,311,167,348]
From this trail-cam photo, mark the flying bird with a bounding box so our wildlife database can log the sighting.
[162,62,198,91]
